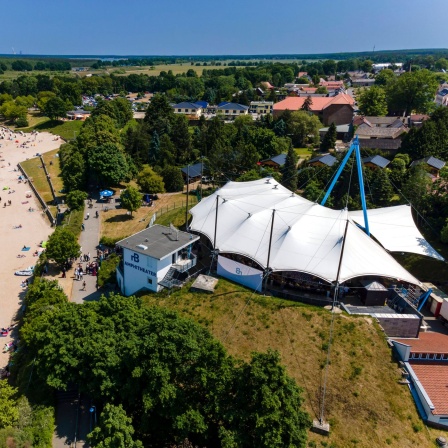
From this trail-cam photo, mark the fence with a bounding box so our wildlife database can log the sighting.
[39,155,57,204]
[17,163,56,226]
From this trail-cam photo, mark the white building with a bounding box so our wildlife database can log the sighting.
[116,225,199,296]
[249,101,274,114]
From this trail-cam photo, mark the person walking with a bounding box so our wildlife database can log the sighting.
[82,280,86,291]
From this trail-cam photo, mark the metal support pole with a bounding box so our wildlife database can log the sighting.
[320,218,349,426]
[354,139,370,236]
[213,195,219,249]
[320,142,356,206]
[185,165,189,230]
[264,209,276,291]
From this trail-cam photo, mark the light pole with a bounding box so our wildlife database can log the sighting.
[89,405,97,432]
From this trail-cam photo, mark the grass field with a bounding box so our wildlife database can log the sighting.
[100,192,198,242]
[143,278,445,448]
[19,119,83,141]
[296,147,313,160]
[21,155,53,205]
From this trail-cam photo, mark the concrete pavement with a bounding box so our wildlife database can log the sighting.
[71,199,105,304]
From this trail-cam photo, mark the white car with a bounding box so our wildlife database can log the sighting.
[15,266,34,276]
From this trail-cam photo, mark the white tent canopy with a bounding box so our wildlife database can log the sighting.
[349,206,444,261]
[190,178,442,287]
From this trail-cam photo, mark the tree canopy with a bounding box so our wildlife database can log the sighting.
[45,227,80,266]
[120,186,142,217]
[357,86,388,116]
[20,293,310,447]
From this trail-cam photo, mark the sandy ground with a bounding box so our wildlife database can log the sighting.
[0,128,61,369]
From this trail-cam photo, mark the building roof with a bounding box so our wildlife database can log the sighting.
[181,162,203,178]
[173,101,203,110]
[308,154,337,166]
[393,332,448,354]
[261,153,287,166]
[189,178,422,286]
[356,124,407,139]
[408,362,448,415]
[217,102,249,111]
[273,94,354,112]
[362,155,390,168]
[194,100,208,108]
[410,156,446,170]
[354,116,406,127]
[116,224,199,260]
[357,138,403,151]
[319,124,350,133]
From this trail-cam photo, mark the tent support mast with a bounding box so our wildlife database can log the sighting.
[320,136,369,236]
[318,217,349,430]
[213,195,219,249]
[264,209,276,291]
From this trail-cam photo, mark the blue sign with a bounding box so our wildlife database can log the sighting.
[89,407,95,413]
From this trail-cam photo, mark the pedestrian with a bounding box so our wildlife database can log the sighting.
[86,212,89,219]
[81,223,85,231]
[62,267,66,278]
[79,271,83,280]
[82,281,86,291]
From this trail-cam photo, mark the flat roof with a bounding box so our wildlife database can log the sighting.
[116,224,199,260]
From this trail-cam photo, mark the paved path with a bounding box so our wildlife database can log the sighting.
[71,199,104,304]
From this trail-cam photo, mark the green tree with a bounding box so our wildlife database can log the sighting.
[148,131,160,165]
[136,165,165,193]
[375,69,395,86]
[43,97,68,121]
[386,69,438,115]
[315,86,328,94]
[0,101,27,122]
[120,186,142,217]
[320,122,337,151]
[0,381,19,429]
[370,168,394,206]
[144,93,174,136]
[287,111,321,147]
[357,86,388,116]
[45,227,80,266]
[441,219,448,243]
[226,350,310,448]
[61,150,87,192]
[88,404,143,448]
[301,95,313,111]
[66,190,87,210]
[435,58,448,71]
[237,169,262,182]
[161,166,185,192]
[170,114,192,164]
[281,143,298,192]
[88,143,130,186]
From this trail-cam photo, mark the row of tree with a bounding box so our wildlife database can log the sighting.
[17,280,310,447]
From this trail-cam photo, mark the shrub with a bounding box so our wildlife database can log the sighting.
[97,254,120,287]
[66,190,87,210]
[16,117,29,127]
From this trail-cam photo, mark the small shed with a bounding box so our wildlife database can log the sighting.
[359,279,389,306]
[362,155,390,169]
[308,154,337,167]
[258,153,287,170]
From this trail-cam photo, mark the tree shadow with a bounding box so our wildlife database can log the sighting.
[33,119,63,131]
[105,214,134,223]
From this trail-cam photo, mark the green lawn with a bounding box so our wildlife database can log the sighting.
[295,147,313,159]
[20,120,83,141]
[21,156,53,204]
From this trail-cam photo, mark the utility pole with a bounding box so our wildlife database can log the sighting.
[185,165,189,231]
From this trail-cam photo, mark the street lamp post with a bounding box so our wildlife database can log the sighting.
[89,405,97,432]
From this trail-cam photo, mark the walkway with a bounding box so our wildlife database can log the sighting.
[71,199,104,304]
